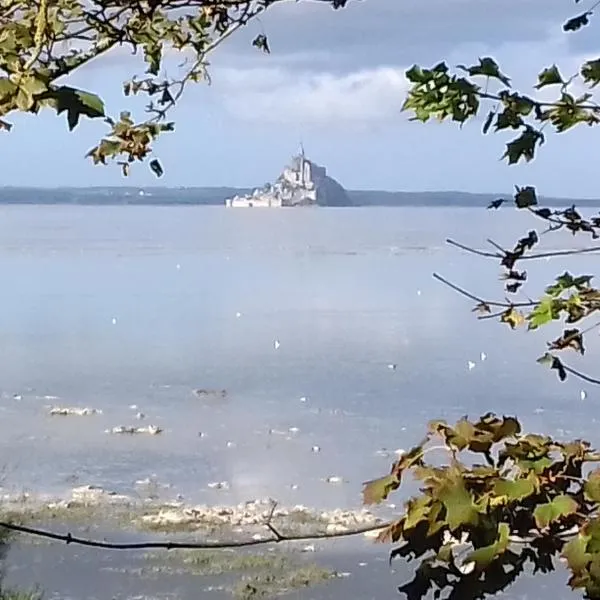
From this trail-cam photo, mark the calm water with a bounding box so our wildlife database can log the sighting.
[0,204,597,509]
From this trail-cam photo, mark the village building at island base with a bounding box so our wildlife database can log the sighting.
[225,146,349,208]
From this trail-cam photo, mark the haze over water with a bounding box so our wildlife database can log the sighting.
[0,204,597,510]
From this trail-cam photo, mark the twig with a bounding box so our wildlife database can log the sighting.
[432,273,536,308]
[486,239,506,255]
[0,519,391,551]
[562,364,600,386]
[446,239,500,259]
[478,90,600,112]
[265,501,284,541]
[446,239,600,262]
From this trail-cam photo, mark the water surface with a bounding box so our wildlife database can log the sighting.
[0,205,596,510]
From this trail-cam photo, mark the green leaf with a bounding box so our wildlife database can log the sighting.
[545,272,593,296]
[581,59,600,87]
[362,474,399,505]
[534,494,578,529]
[535,65,564,89]
[584,469,600,502]
[149,158,164,177]
[0,78,17,101]
[458,57,511,87]
[43,86,105,131]
[437,476,479,531]
[563,12,590,32]
[514,185,538,209]
[403,495,432,530]
[562,534,591,575]
[252,34,270,54]
[528,297,561,329]
[463,523,510,570]
[405,65,427,83]
[493,477,536,502]
[143,42,163,75]
[503,128,544,164]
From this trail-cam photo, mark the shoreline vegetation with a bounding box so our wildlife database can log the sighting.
[0,187,598,208]
[0,486,385,599]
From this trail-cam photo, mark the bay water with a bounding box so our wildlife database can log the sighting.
[0,204,597,512]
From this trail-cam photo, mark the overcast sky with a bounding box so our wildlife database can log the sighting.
[3,0,599,196]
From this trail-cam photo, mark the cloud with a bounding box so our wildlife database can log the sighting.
[207,21,596,128]
[211,64,409,128]
[218,0,573,69]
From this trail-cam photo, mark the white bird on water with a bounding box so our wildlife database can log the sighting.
[274,339,281,350]
[581,390,588,401]
[468,361,476,370]
[480,352,487,361]
[387,363,397,371]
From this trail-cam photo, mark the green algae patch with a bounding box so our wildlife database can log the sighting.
[0,588,43,600]
[144,548,336,598]
[233,564,334,599]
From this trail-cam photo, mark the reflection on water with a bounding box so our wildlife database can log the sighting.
[0,205,597,510]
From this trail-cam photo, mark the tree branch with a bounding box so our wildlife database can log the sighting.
[432,273,536,308]
[478,90,600,112]
[0,518,391,551]
[562,363,600,386]
[446,238,600,262]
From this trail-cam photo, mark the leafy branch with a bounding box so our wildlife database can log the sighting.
[0,0,349,176]
[363,413,600,600]
[433,184,600,385]
[402,0,600,166]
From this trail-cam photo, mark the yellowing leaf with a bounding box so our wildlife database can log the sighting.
[362,474,399,505]
[562,534,591,576]
[534,494,578,529]
[500,308,525,329]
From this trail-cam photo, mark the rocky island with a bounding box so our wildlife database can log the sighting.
[225,146,350,208]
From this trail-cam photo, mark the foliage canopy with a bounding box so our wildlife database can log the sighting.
[0,0,347,176]
[363,413,600,600]
[400,0,600,386]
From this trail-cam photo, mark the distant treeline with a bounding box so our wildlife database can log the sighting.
[0,187,599,208]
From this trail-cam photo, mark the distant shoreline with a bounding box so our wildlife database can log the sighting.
[0,187,598,207]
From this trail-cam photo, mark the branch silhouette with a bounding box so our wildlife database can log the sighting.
[446,239,600,261]
[432,273,537,309]
[0,515,391,551]
[433,273,600,386]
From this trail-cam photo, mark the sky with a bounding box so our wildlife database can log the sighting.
[2,0,600,196]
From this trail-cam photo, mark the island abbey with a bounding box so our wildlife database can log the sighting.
[225,146,349,208]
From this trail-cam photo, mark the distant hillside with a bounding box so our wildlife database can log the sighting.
[347,190,600,208]
[0,186,599,207]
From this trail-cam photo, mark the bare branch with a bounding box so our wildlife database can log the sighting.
[447,238,600,262]
[446,239,500,259]
[432,273,536,308]
[562,363,600,386]
[0,519,390,551]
